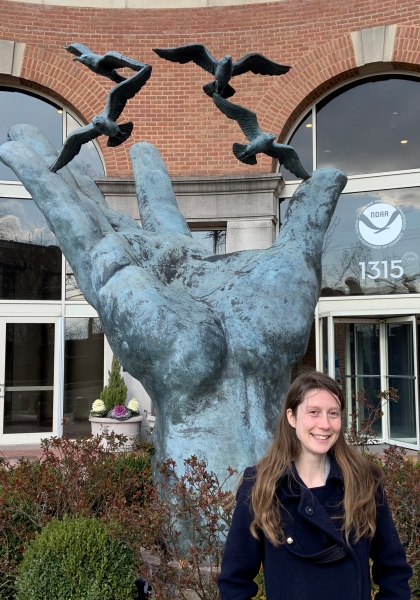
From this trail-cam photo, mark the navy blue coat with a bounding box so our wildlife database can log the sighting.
[218,459,412,600]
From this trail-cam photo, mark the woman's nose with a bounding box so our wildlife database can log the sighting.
[319,413,331,429]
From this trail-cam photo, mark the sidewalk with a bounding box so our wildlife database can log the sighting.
[0,443,45,466]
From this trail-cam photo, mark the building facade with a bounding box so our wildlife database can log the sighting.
[0,0,420,449]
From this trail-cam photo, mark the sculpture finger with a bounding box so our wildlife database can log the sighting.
[130,142,192,236]
[8,124,140,233]
[274,167,347,255]
[0,139,108,305]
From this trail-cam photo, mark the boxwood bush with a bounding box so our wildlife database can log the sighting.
[15,516,137,600]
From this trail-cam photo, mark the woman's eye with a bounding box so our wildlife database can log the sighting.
[329,412,339,418]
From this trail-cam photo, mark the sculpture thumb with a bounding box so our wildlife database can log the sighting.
[274,167,347,264]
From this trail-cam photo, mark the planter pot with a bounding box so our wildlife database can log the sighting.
[146,415,156,427]
[89,416,143,449]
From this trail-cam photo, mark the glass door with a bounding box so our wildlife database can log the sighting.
[0,317,62,444]
[328,316,418,449]
[386,317,418,446]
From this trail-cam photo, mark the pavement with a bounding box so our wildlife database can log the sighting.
[0,443,46,466]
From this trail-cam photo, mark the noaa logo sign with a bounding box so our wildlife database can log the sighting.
[355,201,406,249]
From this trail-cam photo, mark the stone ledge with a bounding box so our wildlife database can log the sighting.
[3,0,281,8]
[96,172,283,197]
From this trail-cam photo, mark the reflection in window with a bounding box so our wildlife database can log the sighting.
[0,198,61,300]
[66,260,83,301]
[387,323,416,443]
[286,75,420,178]
[64,317,104,438]
[285,111,313,181]
[0,88,62,181]
[191,230,226,254]
[4,322,55,434]
[0,87,105,182]
[281,187,420,296]
[317,76,420,175]
[66,113,105,178]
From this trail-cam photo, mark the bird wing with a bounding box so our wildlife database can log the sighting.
[105,65,152,121]
[100,51,149,72]
[233,53,291,77]
[63,43,94,58]
[153,44,218,75]
[50,124,100,172]
[265,142,310,179]
[212,93,262,141]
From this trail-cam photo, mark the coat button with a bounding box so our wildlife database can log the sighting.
[286,537,294,545]
[305,506,314,516]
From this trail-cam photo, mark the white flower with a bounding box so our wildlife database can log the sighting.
[92,399,106,412]
[127,398,139,412]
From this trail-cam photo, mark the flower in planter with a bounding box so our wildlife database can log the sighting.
[127,398,140,414]
[89,399,107,418]
[107,401,140,421]
[111,405,128,419]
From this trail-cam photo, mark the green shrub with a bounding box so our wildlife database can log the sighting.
[100,356,128,412]
[0,436,152,600]
[16,516,136,600]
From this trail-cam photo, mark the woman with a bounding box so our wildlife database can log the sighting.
[218,371,412,600]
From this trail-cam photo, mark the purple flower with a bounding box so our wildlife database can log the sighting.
[112,405,127,418]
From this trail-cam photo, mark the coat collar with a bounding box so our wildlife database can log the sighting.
[278,453,343,486]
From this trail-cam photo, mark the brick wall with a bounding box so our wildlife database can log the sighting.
[1,0,420,177]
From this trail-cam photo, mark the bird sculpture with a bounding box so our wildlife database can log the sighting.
[64,42,149,84]
[50,65,152,173]
[153,43,290,99]
[213,93,310,180]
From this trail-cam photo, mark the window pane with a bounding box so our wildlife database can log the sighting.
[66,113,105,178]
[66,260,83,301]
[387,323,416,444]
[4,322,55,435]
[191,230,226,254]
[0,198,61,300]
[285,111,313,181]
[6,323,55,387]
[316,76,420,175]
[321,187,420,296]
[64,317,104,438]
[0,88,62,181]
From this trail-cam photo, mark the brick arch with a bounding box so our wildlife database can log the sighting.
[257,25,420,149]
[17,45,132,175]
[254,34,358,146]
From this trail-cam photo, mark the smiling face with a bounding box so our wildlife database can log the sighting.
[286,388,342,460]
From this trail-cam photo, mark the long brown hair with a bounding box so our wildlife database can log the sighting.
[250,371,381,546]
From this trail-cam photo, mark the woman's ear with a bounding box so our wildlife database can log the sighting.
[286,408,296,428]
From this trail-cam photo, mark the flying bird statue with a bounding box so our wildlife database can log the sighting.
[213,93,310,180]
[153,43,290,99]
[50,65,152,173]
[64,42,149,84]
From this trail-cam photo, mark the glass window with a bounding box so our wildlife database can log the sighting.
[191,230,226,255]
[0,88,62,181]
[66,113,105,178]
[285,110,313,181]
[323,188,420,295]
[317,76,420,175]
[387,323,416,444]
[64,317,104,438]
[0,87,105,182]
[0,198,61,300]
[4,322,55,434]
[66,260,83,301]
